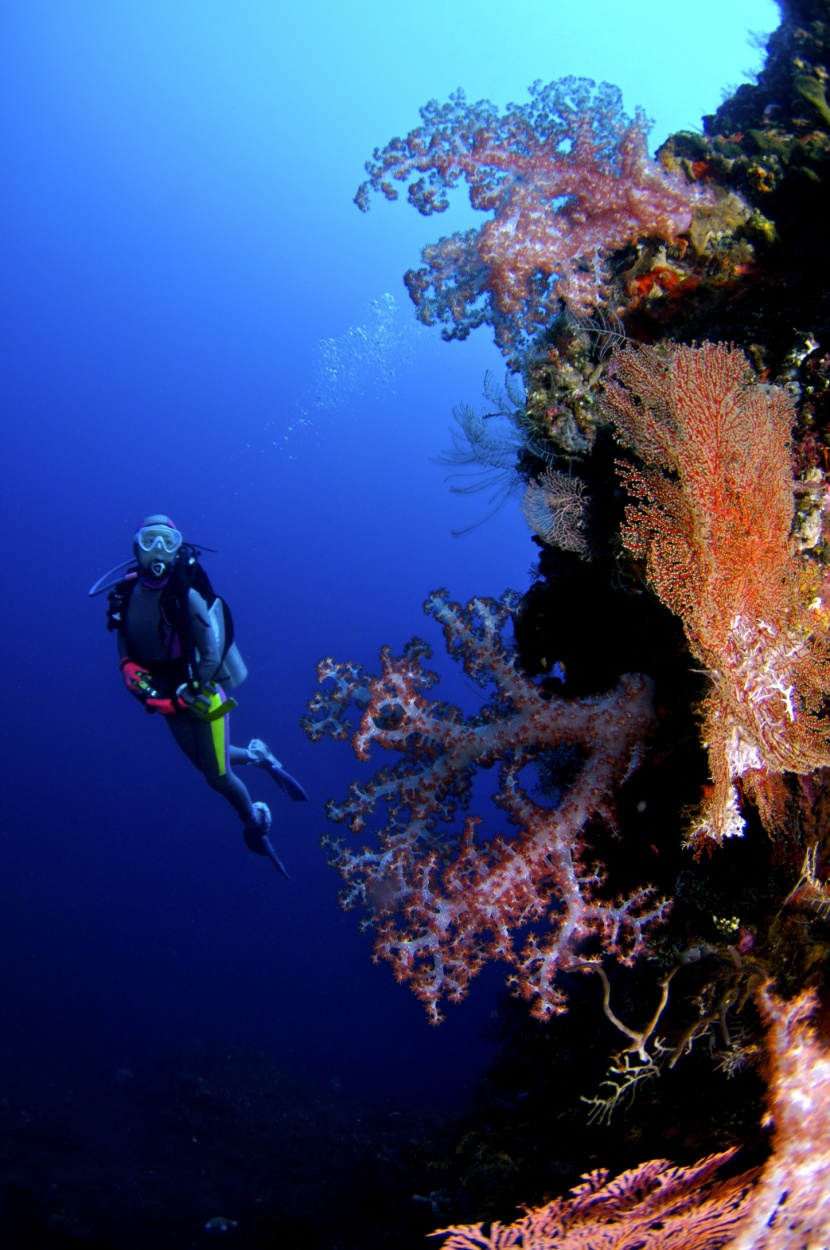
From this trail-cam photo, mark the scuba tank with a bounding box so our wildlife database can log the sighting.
[205,597,249,690]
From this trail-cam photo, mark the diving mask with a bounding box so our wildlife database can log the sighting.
[133,515,183,580]
[135,523,183,557]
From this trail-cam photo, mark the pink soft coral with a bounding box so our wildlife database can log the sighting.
[304,589,667,1022]
[357,79,706,361]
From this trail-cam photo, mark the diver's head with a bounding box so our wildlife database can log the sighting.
[133,515,182,584]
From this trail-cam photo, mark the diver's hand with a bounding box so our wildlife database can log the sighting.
[145,695,177,715]
[174,681,217,716]
[140,684,216,716]
[120,658,160,704]
[142,688,200,716]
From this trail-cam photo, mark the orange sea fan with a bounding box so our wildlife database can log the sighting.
[602,342,830,845]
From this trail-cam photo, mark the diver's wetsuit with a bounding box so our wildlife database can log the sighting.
[117,575,256,823]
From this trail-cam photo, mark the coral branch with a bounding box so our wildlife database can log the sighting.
[303,590,668,1022]
[356,79,707,361]
[728,987,830,1249]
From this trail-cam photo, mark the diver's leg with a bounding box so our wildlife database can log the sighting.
[167,705,278,867]
[229,745,255,767]
[166,712,201,770]
[167,701,257,824]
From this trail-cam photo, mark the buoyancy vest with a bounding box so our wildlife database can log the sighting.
[107,549,247,690]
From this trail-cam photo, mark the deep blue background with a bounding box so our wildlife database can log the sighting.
[0,1,777,1110]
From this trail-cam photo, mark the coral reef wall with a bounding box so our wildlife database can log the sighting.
[308,0,830,1242]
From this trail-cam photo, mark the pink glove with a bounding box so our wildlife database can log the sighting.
[145,695,179,715]
[120,658,157,703]
[145,687,196,716]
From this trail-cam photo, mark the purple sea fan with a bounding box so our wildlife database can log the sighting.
[521,467,591,557]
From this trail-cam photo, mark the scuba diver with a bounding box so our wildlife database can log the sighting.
[89,515,308,877]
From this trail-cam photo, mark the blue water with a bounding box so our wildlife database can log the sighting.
[0,0,778,1241]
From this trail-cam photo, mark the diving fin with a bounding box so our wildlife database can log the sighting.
[243,804,291,881]
[247,739,309,802]
[261,834,291,880]
[269,763,310,803]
